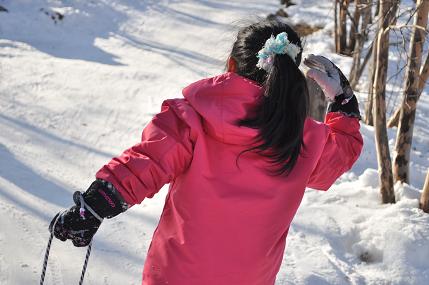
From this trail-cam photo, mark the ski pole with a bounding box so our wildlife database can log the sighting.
[40,215,93,285]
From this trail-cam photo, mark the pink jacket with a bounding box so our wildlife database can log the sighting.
[96,72,363,285]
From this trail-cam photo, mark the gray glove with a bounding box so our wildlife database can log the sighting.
[304,54,360,118]
[304,54,354,104]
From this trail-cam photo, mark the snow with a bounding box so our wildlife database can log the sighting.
[0,0,428,284]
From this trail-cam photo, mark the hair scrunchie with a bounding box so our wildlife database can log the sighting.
[256,32,301,71]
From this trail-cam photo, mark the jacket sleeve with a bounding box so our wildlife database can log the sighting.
[95,101,194,206]
[306,112,363,191]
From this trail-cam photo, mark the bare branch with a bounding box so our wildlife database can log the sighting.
[385,24,429,34]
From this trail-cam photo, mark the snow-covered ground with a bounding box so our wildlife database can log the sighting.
[0,0,428,284]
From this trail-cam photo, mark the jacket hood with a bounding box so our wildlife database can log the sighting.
[182,72,263,145]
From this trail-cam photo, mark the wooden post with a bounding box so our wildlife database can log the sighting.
[393,0,429,184]
[372,0,398,204]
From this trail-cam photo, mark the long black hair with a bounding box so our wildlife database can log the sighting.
[231,18,309,176]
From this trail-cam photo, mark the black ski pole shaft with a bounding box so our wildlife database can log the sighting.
[40,233,93,285]
[79,241,92,285]
[40,233,54,285]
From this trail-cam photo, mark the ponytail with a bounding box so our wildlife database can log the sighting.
[231,19,309,175]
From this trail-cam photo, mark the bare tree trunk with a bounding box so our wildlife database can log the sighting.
[349,0,362,86]
[362,0,372,41]
[372,0,398,204]
[364,0,381,125]
[392,0,429,184]
[375,0,380,17]
[365,41,377,126]
[307,78,327,121]
[335,0,340,53]
[387,106,401,127]
[338,0,349,54]
[368,0,374,24]
[418,52,429,94]
[353,42,373,89]
[420,169,429,213]
[387,30,429,128]
[349,0,371,88]
[365,0,391,126]
[349,0,361,52]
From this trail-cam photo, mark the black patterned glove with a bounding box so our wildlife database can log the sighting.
[49,179,128,247]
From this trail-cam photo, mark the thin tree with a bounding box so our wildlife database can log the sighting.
[364,0,382,126]
[349,0,372,89]
[365,44,376,126]
[387,52,429,127]
[372,0,399,204]
[348,0,361,52]
[335,0,350,54]
[392,0,429,184]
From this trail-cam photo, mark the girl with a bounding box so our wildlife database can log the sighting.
[49,19,363,285]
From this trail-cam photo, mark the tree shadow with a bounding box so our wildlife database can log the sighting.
[118,34,224,71]
[0,1,130,65]
[0,140,161,228]
[0,112,116,220]
[0,113,114,158]
[0,0,234,67]
[0,143,71,216]
[149,4,230,29]
[193,0,277,12]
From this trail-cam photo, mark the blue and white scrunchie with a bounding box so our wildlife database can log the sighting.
[256,32,301,71]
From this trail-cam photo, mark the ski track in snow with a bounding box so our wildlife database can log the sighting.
[1,0,429,284]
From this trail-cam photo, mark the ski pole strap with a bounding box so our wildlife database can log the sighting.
[77,192,104,222]
[40,216,93,285]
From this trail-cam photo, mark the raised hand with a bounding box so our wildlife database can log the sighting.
[304,54,354,104]
[304,54,360,118]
